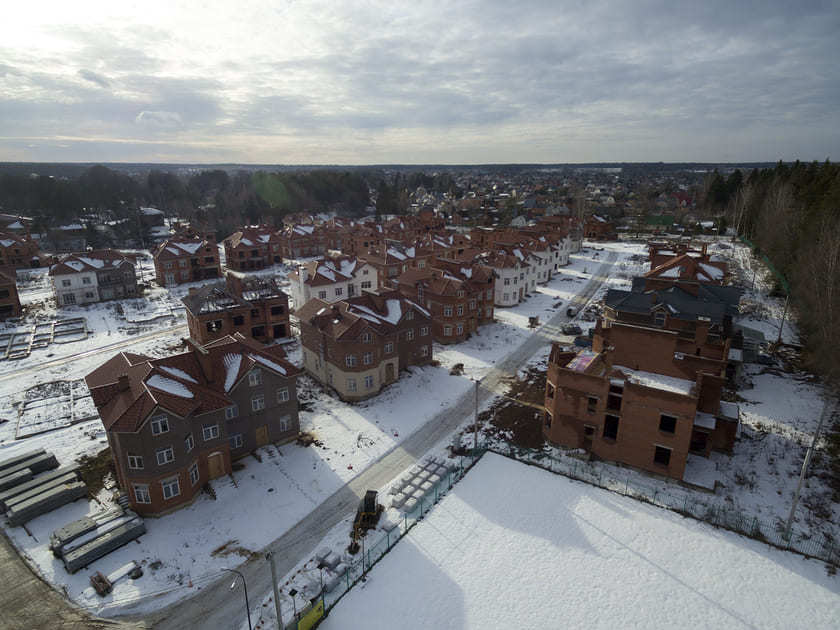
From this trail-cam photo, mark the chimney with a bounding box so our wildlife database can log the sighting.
[117,374,130,391]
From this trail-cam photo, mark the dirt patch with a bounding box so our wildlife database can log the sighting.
[76,447,116,497]
[484,366,547,449]
[297,431,324,447]
[211,539,258,561]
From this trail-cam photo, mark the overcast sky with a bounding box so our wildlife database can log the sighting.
[1,1,838,164]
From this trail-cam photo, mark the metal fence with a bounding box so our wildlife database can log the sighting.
[488,442,840,567]
[321,450,487,615]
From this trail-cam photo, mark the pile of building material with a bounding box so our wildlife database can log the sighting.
[51,508,146,574]
[0,449,87,526]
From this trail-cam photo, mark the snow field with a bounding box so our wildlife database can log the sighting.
[322,453,840,630]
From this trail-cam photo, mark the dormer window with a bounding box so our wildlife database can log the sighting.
[654,311,666,327]
[362,332,372,343]
[249,369,262,386]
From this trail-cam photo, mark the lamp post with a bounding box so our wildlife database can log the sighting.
[222,568,252,630]
[473,378,480,453]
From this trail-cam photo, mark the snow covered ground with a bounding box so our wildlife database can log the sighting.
[321,453,839,630]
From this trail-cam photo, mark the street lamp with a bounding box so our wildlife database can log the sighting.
[222,568,252,630]
[473,377,480,453]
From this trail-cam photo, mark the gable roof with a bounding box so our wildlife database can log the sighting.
[49,249,134,276]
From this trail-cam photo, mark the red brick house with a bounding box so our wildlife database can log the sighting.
[0,268,21,319]
[183,273,290,346]
[296,289,433,401]
[584,214,617,240]
[644,252,729,289]
[222,226,283,271]
[279,225,327,259]
[85,333,300,515]
[153,232,221,287]
[0,232,46,269]
[544,319,738,484]
[391,260,495,344]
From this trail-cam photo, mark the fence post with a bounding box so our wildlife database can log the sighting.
[653,490,658,504]
[404,513,408,532]
[386,529,391,550]
[625,478,629,495]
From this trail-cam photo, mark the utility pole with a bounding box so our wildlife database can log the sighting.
[473,378,479,453]
[266,552,283,630]
[785,398,835,541]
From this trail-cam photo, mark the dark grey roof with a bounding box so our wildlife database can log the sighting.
[607,282,742,324]
[604,289,651,314]
[182,283,248,315]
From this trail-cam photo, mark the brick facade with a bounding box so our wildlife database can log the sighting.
[153,233,221,287]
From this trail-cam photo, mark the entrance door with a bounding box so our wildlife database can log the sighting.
[255,424,269,447]
[385,362,395,383]
[207,452,225,479]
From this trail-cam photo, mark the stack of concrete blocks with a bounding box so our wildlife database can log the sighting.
[391,457,458,515]
[315,547,346,593]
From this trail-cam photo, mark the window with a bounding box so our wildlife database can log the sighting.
[133,484,151,504]
[278,415,290,431]
[189,461,200,486]
[270,305,284,315]
[544,410,552,428]
[503,293,509,301]
[347,378,357,392]
[62,279,71,287]
[347,284,356,296]
[364,375,374,389]
[361,280,372,289]
[82,277,91,285]
[504,278,510,286]
[179,259,187,268]
[84,291,95,299]
[276,387,290,403]
[654,445,672,466]
[469,300,476,310]
[335,287,343,296]
[346,354,357,367]
[251,394,265,411]
[659,414,677,434]
[156,446,175,466]
[127,454,144,470]
[161,476,181,500]
[207,320,222,332]
[486,307,492,317]
[420,326,429,336]
[164,261,173,270]
[180,270,189,279]
[486,289,492,300]
[586,396,598,413]
[443,305,453,317]
[444,326,453,336]
[406,329,414,340]
[202,424,220,441]
[654,311,666,327]
[547,383,555,399]
[603,415,619,440]
[363,352,373,365]
[384,342,394,354]
[225,404,239,420]
[151,415,169,435]
[362,332,372,343]
[420,345,429,357]
[456,324,464,335]
[233,315,245,326]
[456,305,464,316]
[185,433,194,452]
[230,433,244,449]
[457,290,465,298]
[249,369,262,386]
[318,290,327,299]
[607,384,623,411]
[406,310,414,320]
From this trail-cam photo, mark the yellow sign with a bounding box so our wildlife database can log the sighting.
[297,599,325,630]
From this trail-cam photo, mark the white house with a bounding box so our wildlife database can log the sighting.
[483,252,530,307]
[288,256,378,310]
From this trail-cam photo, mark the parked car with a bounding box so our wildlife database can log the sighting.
[562,323,582,335]
[573,335,592,348]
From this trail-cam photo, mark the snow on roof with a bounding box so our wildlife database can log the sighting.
[293,225,315,235]
[317,265,336,282]
[694,411,717,430]
[406,299,430,318]
[7,221,23,229]
[699,263,724,280]
[140,207,163,215]
[387,248,406,261]
[158,365,198,383]
[174,241,202,254]
[513,249,524,261]
[613,365,694,395]
[78,256,105,269]
[58,223,84,230]
[147,374,194,399]
[249,353,287,375]
[240,238,254,246]
[460,267,472,278]
[223,353,242,392]
[64,260,85,272]
[166,247,179,255]
[0,239,14,247]
[258,234,270,243]
[660,266,682,278]
[339,259,357,275]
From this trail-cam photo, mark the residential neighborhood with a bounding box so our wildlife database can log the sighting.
[0,163,836,630]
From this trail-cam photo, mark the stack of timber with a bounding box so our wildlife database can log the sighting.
[0,450,86,526]
[52,509,146,574]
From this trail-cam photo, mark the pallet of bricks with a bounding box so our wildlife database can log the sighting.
[0,448,87,526]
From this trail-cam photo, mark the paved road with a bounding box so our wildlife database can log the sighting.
[134,252,618,630]
[0,324,187,384]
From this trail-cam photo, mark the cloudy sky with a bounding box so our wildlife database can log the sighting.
[1,0,838,164]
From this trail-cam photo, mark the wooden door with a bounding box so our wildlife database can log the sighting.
[207,452,225,480]
[385,362,395,383]
[255,424,269,447]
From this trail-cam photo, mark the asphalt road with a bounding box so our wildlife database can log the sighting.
[134,251,618,630]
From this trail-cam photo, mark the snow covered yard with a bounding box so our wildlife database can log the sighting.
[321,453,839,630]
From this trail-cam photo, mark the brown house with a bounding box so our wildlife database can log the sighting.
[222,226,283,271]
[391,259,495,344]
[0,232,46,269]
[183,273,291,346]
[544,319,738,484]
[644,251,729,288]
[153,233,221,287]
[584,214,617,240]
[296,289,433,401]
[85,333,300,516]
[0,269,21,319]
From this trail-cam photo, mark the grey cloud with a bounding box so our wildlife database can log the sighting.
[78,69,110,88]
[135,110,183,127]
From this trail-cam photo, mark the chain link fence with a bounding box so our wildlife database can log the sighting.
[488,442,839,567]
